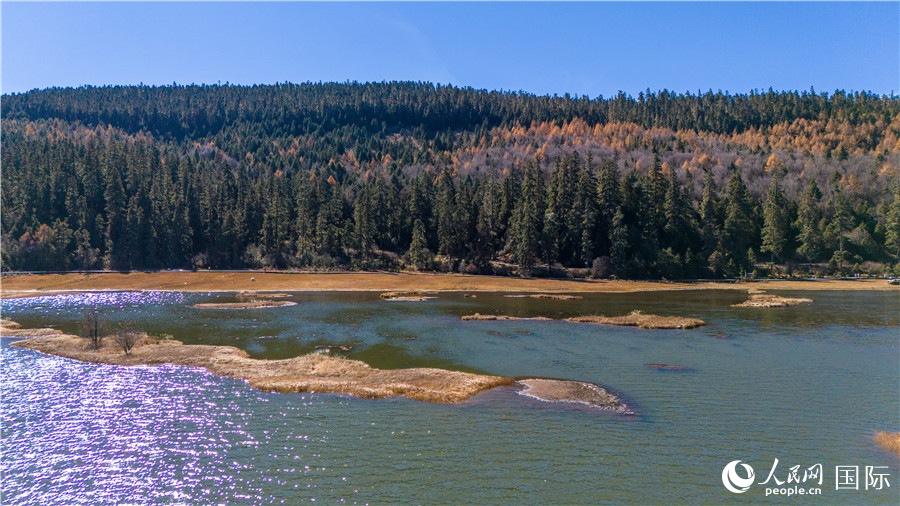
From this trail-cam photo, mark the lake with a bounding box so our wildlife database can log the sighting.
[2,289,898,503]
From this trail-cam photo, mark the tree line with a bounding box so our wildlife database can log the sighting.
[2,83,898,277]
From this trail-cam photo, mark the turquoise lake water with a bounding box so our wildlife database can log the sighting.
[2,289,898,504]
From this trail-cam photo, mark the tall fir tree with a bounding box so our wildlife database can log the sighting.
[434,167,458,263]
[473,172,501,268]
[761,170,791,263]
[825,187,853,273]
[721,171,755,277]
[884,179,900,258]
[575,157,599,265]
[795,179,823,265]
[699,171,723,271]
[510,160,545,273]
[596,159,620,257]
[405,219,429,270]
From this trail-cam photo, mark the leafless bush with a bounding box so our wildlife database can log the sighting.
[80,310,106,350]
[114,327,142,356]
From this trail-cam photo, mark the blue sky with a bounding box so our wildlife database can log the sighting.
[2,2,897,97]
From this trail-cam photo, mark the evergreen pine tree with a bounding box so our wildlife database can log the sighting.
[761,170,790,263]
[825,188,853,273]
[699,171,722,265]
[511,161,545,273]
[103,157,127,270]
[406,219,429,270]
[576,157,599,265]
[353,183,376,255]
[596,159,620,257]
[473,172,500,268]
[721,171,755,277]
[434,167,458,264]
[884,179,900,258]
[609,208,629,277]
[795,179,823,265]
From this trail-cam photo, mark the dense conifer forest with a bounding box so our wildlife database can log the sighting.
[2,82,899,278]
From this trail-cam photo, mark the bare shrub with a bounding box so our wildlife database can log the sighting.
[80,310,106,350]
[114,327,142,355]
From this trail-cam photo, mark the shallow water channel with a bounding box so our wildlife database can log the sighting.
[2,289,898,503]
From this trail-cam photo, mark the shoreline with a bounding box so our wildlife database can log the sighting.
[2,271,897,299]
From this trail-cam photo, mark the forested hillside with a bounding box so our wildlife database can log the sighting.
[2,82,899,278]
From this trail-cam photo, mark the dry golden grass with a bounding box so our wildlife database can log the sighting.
[461,311,704,328]
[380,290,436,300]
[190,301,297,309]
[1,327,66,337]
[1,318,21,329]
[732,294,814,308]
[4,271,893,300]
[517,379,631,413]
[874,431,900,457]
[7,321,512,403]
[567,311,706,329]
[1,318,64,337]
[237,291,291,298]
[461,313,552,321]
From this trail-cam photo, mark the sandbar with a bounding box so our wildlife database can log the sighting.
[461,313,552,321]
[517,378,632,414]
[874,431,900,457]
[566,311,706,329]
[191,301,298,309]
[732,294,814,308]
[380,290,437,300]
[522,294,582,300]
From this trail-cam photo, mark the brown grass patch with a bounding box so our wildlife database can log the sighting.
[190,301,297,309]
[732,294,813,308]
[8,321,512,403]
[461,313,552,321]
[380,290,436,300]
[1,326,65,337]
[526,294,582,300]
[462,311,703,328]
[1,319,21,329]
[566,311,706,329]
[874,431,900,457]
[237,291,291,298]
[3,272,896,300]
[517,379,632,414]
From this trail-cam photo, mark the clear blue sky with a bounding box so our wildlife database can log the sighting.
[2,2,898,97]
